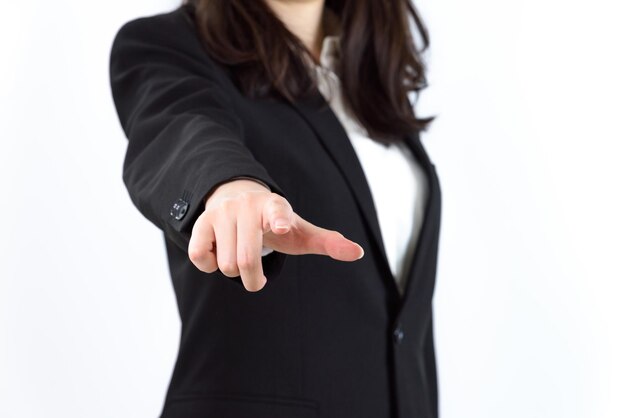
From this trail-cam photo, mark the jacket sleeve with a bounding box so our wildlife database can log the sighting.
[109,15,285,268]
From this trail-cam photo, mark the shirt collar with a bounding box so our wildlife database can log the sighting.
[303,34,341,80]
[304,6,342,76]
[319,35,341,73]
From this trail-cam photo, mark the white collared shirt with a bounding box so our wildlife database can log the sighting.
[261,35,429,295]
[312,35,429,295]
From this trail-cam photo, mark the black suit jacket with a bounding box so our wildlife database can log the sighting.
[109,4,442,418]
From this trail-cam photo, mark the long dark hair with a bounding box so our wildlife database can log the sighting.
[182,0,435,145]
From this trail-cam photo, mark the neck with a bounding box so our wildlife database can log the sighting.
[265,0,340,63]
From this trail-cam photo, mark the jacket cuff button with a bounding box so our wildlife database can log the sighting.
[170,198,189,221]
[393,327,405,344]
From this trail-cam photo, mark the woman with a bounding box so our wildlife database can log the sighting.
[109,0,441,417]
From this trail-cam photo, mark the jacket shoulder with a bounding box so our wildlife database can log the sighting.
[111,5,198,51]
[109,4,232,80]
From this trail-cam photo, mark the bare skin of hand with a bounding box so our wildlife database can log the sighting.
[188,178,365,292]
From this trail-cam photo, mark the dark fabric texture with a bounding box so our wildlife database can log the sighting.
[109,4,442,418]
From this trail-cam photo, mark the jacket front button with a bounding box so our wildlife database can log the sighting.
[170,198,189,221]
[393,327,404,344]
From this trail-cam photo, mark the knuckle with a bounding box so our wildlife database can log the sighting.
[219,260,239,276]
[204,205,217,218]
[237,249,257,270]
[202,263,218,274]
[333,230,344,239]
[205,199,222,213]
[270,194,288,208]
[217,198,235,212]
[240,192,256,206]
[188,246,206,263]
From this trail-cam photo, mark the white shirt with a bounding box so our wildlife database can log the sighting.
[314,35,429,294]
[259,35,429,295]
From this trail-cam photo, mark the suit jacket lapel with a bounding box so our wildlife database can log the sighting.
[399,131,439,308]
[285,91,392,278]
[286,91,439,309]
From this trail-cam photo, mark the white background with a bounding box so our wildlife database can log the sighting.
[1,0,624,417]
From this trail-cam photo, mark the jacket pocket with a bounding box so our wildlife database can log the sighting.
[162,393,319,418]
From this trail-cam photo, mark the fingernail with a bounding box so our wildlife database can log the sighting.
[274,219,289,229]
[357,244,364,259]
